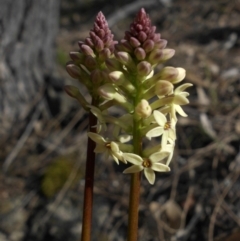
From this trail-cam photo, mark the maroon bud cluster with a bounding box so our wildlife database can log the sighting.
[66,12,117,94]
[125,8,159,44]
[115,8,174,73]
[79,12,116,58]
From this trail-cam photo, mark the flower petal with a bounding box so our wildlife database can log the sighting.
[110,142,120,152]
[170,105,177,121]
[123,165,143,174]
[119,155,127,164]
[144,168,155,184]
[123,153,143,165]
[166,150,174,166]
[88,132,105,144]
[173,95,189,105]
[153,110,167,126]
[146,127,164,139]
[175,105,188,117]
[90,107,101,117]
[114,150,125,162]
[171,67,186,84]
[118,134,132,143]
[168,128,176,141]
[161,132,168,148]
[175,83,193,94]
[96,124,102,133]
[149,151,170,162]
[112,154,119,165]
[151,163,170,172]
[180,91,190,97]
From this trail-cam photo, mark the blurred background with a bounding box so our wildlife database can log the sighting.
[0,0,240,240]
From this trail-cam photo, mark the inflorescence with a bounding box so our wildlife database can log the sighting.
[65,8,192,184]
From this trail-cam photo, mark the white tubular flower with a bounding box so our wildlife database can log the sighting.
[146,110,176,148]
[88,105,108,133]
[123,151,170,184]
[88,132,126,164]
[169,83,193,120]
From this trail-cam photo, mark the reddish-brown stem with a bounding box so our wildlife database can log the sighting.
[81,99,98,241]
[127,118,142,241]
[127,172,141,241]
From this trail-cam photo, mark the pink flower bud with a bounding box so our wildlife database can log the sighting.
[85,38,94,47]
[64,85,79,98]
[99,48,111,61]
[90,32,104,52]
[160,67,178,81]
[155,80,174,96]
[69,52,84,62]
[109,71,125,85]
[90,69,103,84]
[153,33,161,42]
[124,8,156,44]
[80,44,95,56]
[161,49,175,61]
[78,41,84,48]
[98,84,127,104]
[137,61,152,76]
[66,64,81,79]
[155,39,167,49]
[64,85,89,110]
[134,47,146,60]
[130,37,141,48]
[98,84,116,100]
[142,39,155,53]
[148,49,163,64]
[84,56,97,70]
[96,27,105,39]
[138,31,147,42]
[115,51,135,69]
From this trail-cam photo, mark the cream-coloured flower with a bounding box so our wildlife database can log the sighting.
[150,83,192,119]
[162,140,175,166]
[142,141,175,165]
[112,113,133,143]
[87,105,108,133]
[146,110,176,148]
[88,132,126,164]
[123,151,170,184]
[135,99,152,119]
[169,83,192,120]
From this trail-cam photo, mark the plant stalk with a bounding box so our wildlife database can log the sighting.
[127,118,142,241]
[81,98,98,241]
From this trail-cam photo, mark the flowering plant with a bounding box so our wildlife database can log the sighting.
[65,8,192,241]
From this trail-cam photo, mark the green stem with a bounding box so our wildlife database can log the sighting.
[81,98,98,241]
[127,118,142,241]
